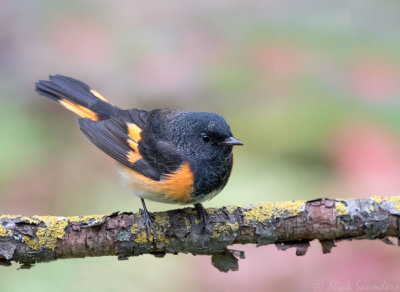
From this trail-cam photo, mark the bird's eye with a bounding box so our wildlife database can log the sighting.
[202,134,211,143]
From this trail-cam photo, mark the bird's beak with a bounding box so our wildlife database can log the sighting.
[222,137,243,146]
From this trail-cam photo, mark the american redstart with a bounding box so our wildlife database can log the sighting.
[35,75,243,237]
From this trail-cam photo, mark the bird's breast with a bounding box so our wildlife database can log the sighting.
[190,153,234,201]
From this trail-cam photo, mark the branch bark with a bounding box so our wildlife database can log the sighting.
[1,196,400,272]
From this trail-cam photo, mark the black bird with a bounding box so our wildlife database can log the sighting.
[36,75,243,237]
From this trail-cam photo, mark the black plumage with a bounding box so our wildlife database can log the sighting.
[35,74,243,237]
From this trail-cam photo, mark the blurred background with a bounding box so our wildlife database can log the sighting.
[1,0,400,291]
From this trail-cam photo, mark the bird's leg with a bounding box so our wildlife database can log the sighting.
[140,198,158,240]
[194,203,212,232]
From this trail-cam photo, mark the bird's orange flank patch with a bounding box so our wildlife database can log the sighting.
[162,163,194,202]
[122,163,194,204]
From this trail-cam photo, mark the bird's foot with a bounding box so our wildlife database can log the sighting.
[140,198,159,240]
[194,203,213,233]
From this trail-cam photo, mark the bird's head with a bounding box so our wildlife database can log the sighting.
[170,111,243,161]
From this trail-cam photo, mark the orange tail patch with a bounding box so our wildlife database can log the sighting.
[59,99,99,121]
[90,89,110,103]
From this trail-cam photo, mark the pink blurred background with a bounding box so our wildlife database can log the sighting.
[1,1,400,291]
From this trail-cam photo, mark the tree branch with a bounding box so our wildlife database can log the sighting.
[1,196,400,272]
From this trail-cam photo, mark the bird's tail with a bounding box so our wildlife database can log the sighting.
[35,75,116,121]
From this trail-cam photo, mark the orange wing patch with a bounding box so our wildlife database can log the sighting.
[126,123,143,163]
[120,163,194,204]
[127,123,142,143]
[127,150,142,164]
[90,89,110,103]
[127,123,142,151]
[59,99,99,121]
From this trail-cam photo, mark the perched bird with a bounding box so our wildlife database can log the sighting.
[35,75,243,237]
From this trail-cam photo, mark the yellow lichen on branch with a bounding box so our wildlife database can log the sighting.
[23,216,69,251]
[0,225,11,237]
[211,222,239,239]
[371,196,400,212]
[67,214,107,224]
[243,200,306,223]
[335,202,347,215]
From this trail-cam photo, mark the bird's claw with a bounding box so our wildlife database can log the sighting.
[140,208,158,240]
[140,198,159,240]
[195,203,213,233]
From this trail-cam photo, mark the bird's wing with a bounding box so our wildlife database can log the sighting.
[78,112,183,181]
